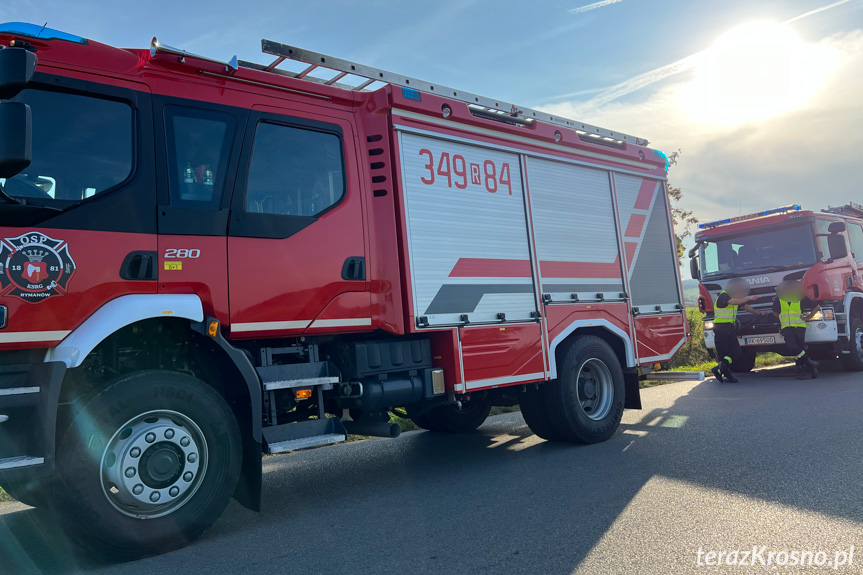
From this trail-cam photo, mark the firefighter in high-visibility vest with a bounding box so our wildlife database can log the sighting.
[711,278,768,383]
[772,280,821,379]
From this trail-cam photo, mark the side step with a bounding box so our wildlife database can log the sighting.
[0,456,44,470]
[263,417,347,455]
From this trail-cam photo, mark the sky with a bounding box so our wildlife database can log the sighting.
[2,0,863,239]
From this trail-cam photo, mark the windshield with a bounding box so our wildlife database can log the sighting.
[700,224,817,279]
[0,89,133,207]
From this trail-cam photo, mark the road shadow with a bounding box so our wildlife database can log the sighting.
[1,361,861,574]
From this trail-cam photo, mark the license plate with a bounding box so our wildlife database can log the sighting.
[744,336,775,345]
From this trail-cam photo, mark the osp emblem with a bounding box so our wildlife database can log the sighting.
[0,232,76,303]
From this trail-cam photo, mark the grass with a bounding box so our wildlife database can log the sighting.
[0,487,11,503]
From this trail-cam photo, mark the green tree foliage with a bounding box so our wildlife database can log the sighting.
[666,150,698,262]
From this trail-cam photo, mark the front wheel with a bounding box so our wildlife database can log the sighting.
[52,370,242,559]
[840,316,863,372]
[544,336,625,444]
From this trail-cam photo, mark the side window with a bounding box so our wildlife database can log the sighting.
[245,122,344,217]
[4,89,132,204]
[848,224,863,260]
[165,107,236,209]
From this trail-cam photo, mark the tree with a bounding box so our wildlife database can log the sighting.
[666,150,697,262]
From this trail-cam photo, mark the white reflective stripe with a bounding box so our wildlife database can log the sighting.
[0,387,39,396]
[0,330,71,344]
[230,320,310,333]
[465,372,545,390]
[309,318,373,328]
[548,319,636,376]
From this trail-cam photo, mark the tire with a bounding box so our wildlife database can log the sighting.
[544,336,625,444]
[0,476,52,508]
[419,400,492,433]
[51,370,243,560]
[734,348,757,372]
[840,316,863,372]
[519,386,563,441]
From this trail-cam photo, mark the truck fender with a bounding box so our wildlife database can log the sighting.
[44,294,205,368]
[843,292,863,318]
[547,319,636,379]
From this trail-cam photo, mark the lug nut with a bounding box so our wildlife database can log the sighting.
[130,447,141,458]
[150,491,161,502]
[187,453,197,464]
[124,467,136,478]
[180,437,190,447]
[165,429,175,439]
[133,484,144,495]
[183,472,193,482]
[169,486,180,497]
[145,432,156,443]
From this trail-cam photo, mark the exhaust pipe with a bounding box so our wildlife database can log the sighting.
[343,420,401,438]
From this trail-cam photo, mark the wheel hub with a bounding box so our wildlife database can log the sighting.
[100,410,208,519]
[576,359,614,421]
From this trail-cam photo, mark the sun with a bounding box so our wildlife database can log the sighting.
[680,21,835,125]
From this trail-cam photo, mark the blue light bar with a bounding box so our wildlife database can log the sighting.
[0,22,87,45]
[698,204,801,229]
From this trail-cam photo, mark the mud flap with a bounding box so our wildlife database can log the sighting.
[623,370,642,410]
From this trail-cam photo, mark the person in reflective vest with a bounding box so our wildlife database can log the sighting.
[711,278,767,383]
[772,280,821,379]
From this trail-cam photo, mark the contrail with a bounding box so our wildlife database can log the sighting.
[784,0,854,23]
[570,0,624,15]
[559,0,857,107]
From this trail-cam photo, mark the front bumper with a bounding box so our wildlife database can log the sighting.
[704,319,840,350]
[0,361,66,481]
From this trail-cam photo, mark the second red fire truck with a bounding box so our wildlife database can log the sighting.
[0,23,685,557]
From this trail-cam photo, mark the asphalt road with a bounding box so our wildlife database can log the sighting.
[3,362,863,575]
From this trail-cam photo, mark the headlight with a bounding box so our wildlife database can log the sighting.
[704,320,714,330]
[810,308,834,321]
[809,311,823,321]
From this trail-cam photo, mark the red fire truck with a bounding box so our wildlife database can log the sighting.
[0,23,685,557]
[689,204,863,372]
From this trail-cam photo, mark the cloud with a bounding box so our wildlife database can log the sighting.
[570,0,624,15]
[539,31,863,225]
[557,0,859,110]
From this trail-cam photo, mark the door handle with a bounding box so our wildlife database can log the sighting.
[120,251,158,281]
[341,257,366,281]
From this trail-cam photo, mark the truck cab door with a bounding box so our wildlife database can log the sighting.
[226,107,369,337]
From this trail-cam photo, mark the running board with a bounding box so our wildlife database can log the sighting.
[263,417,347,455]
[0,456,44,470]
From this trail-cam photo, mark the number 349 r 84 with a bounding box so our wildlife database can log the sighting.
[418,149,513,195]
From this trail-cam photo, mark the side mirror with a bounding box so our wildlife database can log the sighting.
[689,256,700,280]
[0,102,32,178]
[828,221,846,234]
[827,232,848,261]
[0,47,38,100]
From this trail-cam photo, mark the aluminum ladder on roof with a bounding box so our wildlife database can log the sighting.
[237,39,648,146]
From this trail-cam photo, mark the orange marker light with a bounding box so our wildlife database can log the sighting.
[295,389,312,400]
[208,320,219,338]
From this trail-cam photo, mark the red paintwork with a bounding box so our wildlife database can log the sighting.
[461,324,545,389]
[0,27,684,388]
[158,236,229,324]
[698,282,714,314]
[1,229,155,349]
[633,314,687,361]
[624,214,646,238]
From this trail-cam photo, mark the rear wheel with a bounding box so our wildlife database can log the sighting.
[51,370,242,559]
[734,347,757,372]
[545,336,625,444]
[519,386,563,441]
[417,399,491,433]
[840,316,863,372]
